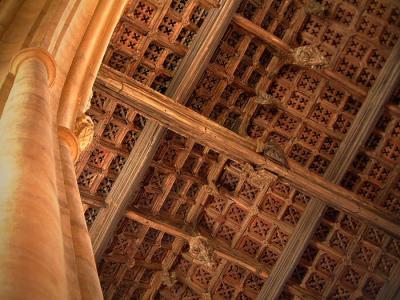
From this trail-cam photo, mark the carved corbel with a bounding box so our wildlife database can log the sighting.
[249,166,276,186]
[74,94,94,153]
[206,180,219,195]
[127,257,136,269]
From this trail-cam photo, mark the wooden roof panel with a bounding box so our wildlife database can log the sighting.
[340,97,400,220]
[280,204,400,299]
[96,129,327,299]
[75,87,148,224]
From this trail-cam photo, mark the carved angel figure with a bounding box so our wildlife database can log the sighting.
[74,115,94,151]
[290,46,329,69]
[303,0,328,16]
[253,91,283,108]
[74,92,95,152]
[160,270,177,288]
[188,236,217,269]
[262,140,289,168]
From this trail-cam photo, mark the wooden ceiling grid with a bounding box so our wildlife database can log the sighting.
[75,89,148,225]
[74,0,400,299]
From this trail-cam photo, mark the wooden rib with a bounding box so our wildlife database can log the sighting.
[126,210,193,241]
[96,66,400,237]
[232,14,367,98]
[141,155,227,299]
[256,41,400,300]
[89,0,241,261]
[325,41,400,181]
[90,122,164,259]
[125,209,269,278]
[256,199,325,300]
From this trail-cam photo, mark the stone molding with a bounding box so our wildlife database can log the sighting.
[58,126,79,162]
[9,47,56,87]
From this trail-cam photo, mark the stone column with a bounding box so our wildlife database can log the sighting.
[0,48,68,299]
[58,0,129,130]
[54,1,129,299]
[0,0,24,39]
[58,127,103,299]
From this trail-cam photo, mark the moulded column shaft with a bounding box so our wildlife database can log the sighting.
[0,55,68,299]
[59,137,103,300]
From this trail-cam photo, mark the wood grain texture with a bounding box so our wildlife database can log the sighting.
[97,66,400,238]
[257,41,400,300]
[256,199,325,300]
[325,41,400,182]
[89,0,241,261]
[90,122,164,260]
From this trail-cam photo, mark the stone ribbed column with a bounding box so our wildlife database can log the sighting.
[58,127,103,299]
[0,48,68,299]
[54,131,82,300]
[54,1,130,299]
[0,0,24,39]
[58,0,129,129]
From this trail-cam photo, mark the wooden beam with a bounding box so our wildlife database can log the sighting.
[256,199,325,300]
[232,14,367,98]
[89,0,242,261]
[256,41,400,300]
[90,122,163,259]
[325,41,400,181]
[96,66,400,237]
[142,155,230,299]
[232,14,291,54]
[125,209,269,278]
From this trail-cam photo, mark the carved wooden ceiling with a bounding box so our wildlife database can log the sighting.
[75,0,400,299]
